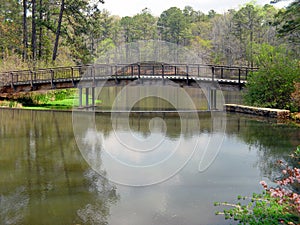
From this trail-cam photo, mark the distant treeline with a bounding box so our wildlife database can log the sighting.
[0,0,299,70]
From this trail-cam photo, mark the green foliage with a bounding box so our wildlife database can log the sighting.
[216,194,296,224]
[17,89,76,106]
[120,8,157,43]
[158,7,191,45]
[0,1,298,67]
[244,44,300,111]
[274,0,300,44]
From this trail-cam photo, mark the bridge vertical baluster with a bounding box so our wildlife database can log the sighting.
[211,66,215,82]
[175,66,177,76]
[238,68,241,90]
[186,64,189,85]
[161,63,164,80]
[10,72,14,89]
[138,63,141,79]
[92,65,95,84]
[131,65,134,76]
[114,65,118,83]
[197,65,200,77]
[71,67,75,87]
[30,70,33,87]
[50,69,54,89]
[221,67,224,79]
[245,68,248,80]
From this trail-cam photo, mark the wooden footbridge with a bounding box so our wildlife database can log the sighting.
[0,62,257,108]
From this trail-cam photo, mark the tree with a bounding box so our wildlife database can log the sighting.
[158,7,190,45]
[0,0,22,58]
[51,0,105,63]
[32,0,37,61]
[22,0,28,60]
[87,9,115,57]
[244,44,300,111]
[274,0,300,44]
[132,8,157,40]
[52,0,64,62]
[232,4,263,67]
[211,11,239,65]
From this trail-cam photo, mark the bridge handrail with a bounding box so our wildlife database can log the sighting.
[0,63,259,74]
[0,63,259,89]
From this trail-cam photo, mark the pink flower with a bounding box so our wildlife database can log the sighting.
[260,181,267,189]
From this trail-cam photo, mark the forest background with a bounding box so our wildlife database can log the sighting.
[0,0,299,70]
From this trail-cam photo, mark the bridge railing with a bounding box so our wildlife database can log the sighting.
[0,64,258,89]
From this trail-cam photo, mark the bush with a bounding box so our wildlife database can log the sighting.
[291,83,300,111]
[244,44,300,111]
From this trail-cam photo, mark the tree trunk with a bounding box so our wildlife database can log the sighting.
[31,0,37,61]
[22,0,28,61]
[38,0,43,59]
[52,0,65,62]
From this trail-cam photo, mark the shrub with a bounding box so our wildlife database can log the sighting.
[244,44,300,111]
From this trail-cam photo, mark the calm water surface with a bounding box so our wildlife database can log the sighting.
[0,109,299,225]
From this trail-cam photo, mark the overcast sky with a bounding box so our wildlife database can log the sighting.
[100,0,293,17]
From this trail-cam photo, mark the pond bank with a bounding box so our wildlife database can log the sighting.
[224,104,290,119]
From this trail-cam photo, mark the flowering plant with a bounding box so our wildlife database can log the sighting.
[215,146,300,225]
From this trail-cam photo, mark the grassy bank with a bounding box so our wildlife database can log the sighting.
[0,89,101,110]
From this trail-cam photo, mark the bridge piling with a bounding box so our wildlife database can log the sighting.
[85,88,89,107]
[206,87,217,110]
[92,87,95,107]
[79,87,83,108]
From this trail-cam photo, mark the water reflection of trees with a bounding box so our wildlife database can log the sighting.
[225,113,300,180]
[0,109,119,225]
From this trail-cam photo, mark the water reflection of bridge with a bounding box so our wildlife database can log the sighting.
[92,112,226,139]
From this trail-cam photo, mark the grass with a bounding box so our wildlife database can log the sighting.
[23,94,102,110]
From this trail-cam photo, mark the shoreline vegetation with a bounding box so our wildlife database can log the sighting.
[0,89,299,124]
[0,89,78,110]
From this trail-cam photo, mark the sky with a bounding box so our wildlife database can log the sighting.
[100,0,293,17]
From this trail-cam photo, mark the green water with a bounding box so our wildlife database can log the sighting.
[0,109,299,225]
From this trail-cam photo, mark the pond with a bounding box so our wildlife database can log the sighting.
[0,108,299,225]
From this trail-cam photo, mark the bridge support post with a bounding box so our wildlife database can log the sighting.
[210,89,217,110]
[79,87,83,108]
[86,88,89,107]
[207,87,217,110]
[91,87,95,108]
